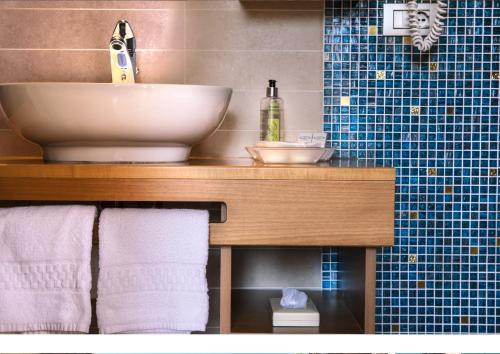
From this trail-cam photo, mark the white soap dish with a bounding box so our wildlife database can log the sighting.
[246,146,335,164]
[255,141,323,148]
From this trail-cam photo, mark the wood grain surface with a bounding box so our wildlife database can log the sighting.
[0,177,394,246]
[0,158,395,181]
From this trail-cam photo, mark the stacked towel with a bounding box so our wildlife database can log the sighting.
[97,208,209,334]
[0,205,95,333]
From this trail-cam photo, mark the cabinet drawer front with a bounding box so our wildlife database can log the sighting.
[212,180,394,246]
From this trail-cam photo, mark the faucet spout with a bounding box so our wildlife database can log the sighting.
[110,20,137,84]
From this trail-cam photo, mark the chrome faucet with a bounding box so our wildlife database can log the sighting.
[110,20,137,83]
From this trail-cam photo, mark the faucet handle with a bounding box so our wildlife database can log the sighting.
[111,20,136,67]
[112,20,135,42]
[119,21,127,38]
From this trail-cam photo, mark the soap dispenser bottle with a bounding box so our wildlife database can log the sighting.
[260,80,284,141]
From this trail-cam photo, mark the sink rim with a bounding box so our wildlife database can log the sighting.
[0,82,233,91]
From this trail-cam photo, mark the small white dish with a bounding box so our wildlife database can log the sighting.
[255,140,323,148]
[246,146,335,164]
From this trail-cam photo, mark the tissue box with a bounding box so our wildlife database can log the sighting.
[272,326,320,334]
[270,298,320,327]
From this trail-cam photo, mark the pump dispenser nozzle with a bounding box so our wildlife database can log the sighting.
[266,79,279,98]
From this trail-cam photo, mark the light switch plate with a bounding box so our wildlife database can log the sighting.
[383,3,437,36]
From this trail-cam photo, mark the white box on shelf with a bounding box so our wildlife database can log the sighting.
[270,298,320,327]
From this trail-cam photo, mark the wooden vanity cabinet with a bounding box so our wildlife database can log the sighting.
[0,158,395,334]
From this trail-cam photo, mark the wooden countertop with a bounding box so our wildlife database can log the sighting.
[0,156,395,247]
[0,157,395,181]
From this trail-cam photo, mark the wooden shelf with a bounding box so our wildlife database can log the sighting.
[0,157,395,181]
[231,289,363,334]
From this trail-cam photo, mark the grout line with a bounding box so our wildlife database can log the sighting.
[185,9,324,13]
[0,48,109,52]
[321,0,326,131]
[0,7,323,12]
[232,89,323,93]
[0,48,322,53]
[231,286,324,290]
[183,2,186,85]
[0,7,183,11]
[215,129,322,133]
[152,49,323,53]
[232,246,324,250]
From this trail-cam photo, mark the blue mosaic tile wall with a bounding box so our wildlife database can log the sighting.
[322,0,499,333]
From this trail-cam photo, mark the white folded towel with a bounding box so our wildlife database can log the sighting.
[97,208,209,334]
[0,205,96,333]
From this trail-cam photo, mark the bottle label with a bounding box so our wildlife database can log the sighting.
[266,119,280,141]
[266,100,281,141]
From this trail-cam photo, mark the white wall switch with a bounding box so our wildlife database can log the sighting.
[383,3,437,36]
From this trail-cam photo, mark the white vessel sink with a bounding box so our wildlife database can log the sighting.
[0,83,232,162]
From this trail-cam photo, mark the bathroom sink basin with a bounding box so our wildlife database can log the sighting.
[0,83,232,162]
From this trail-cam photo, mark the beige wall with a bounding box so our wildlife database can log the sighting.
[0,0,323,158]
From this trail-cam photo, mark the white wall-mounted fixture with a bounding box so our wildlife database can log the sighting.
[383,3,437,36]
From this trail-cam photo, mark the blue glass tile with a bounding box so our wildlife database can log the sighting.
[322,0,499,334]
